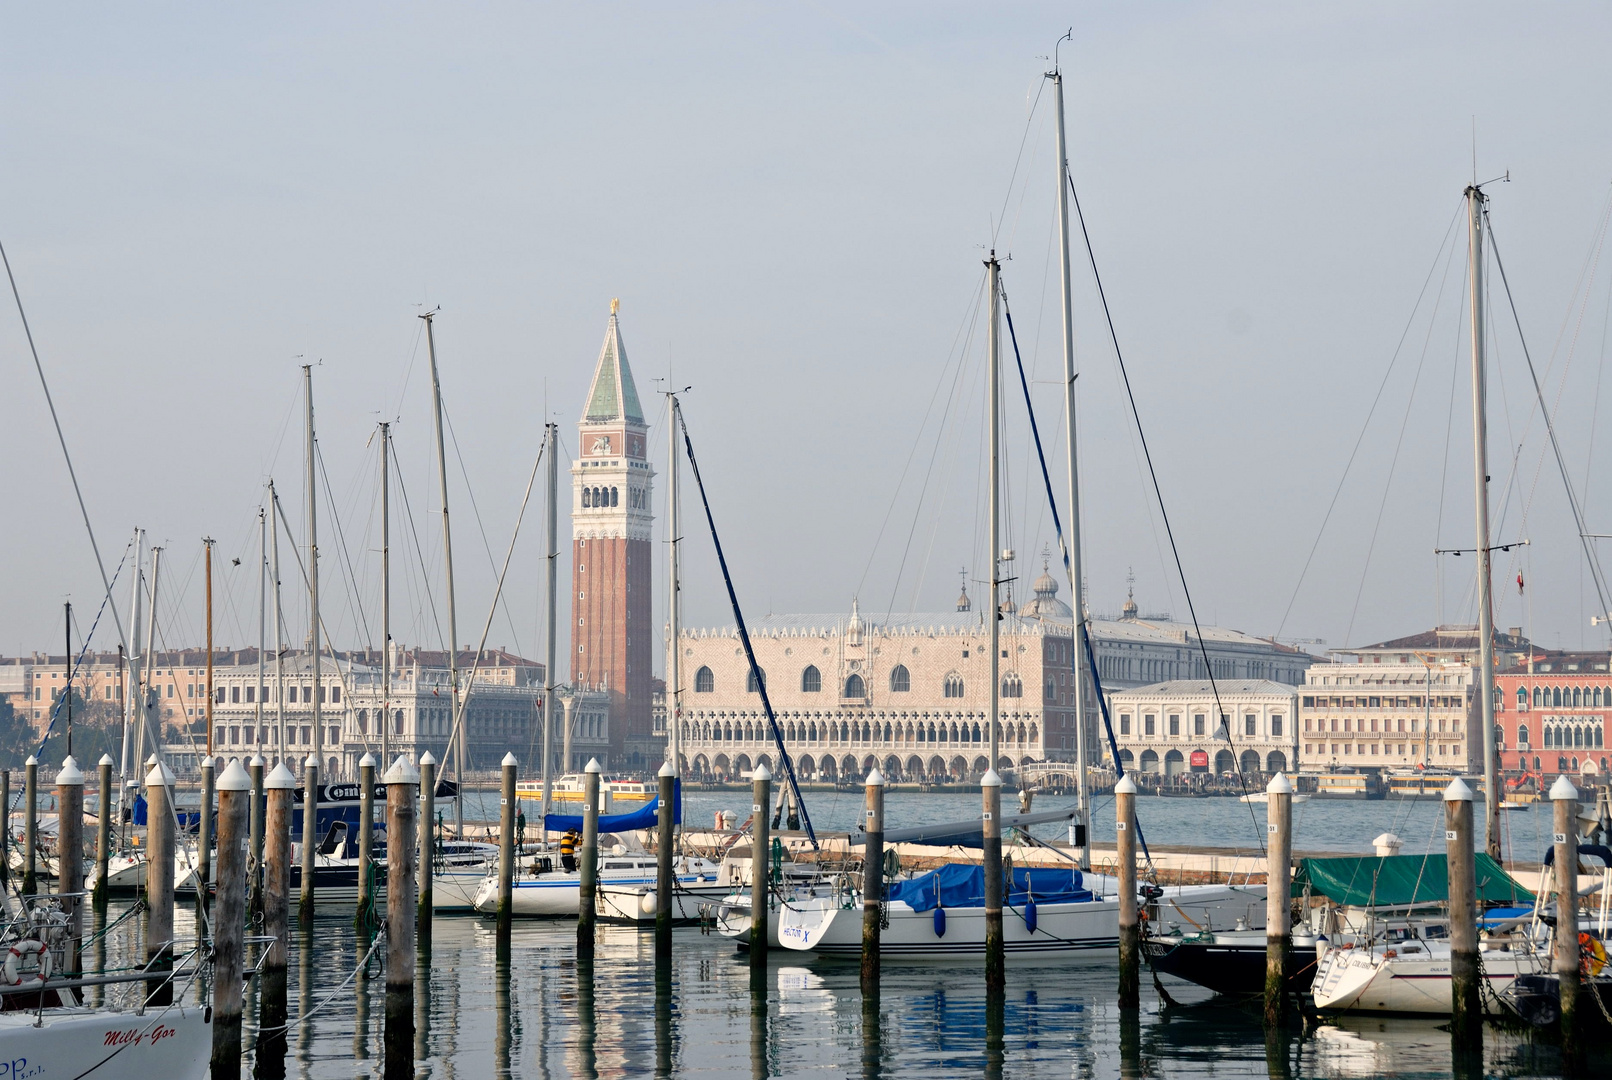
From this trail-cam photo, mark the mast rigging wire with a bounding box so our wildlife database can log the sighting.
[676,407,817,849]
[1061,174,1267,847]
[1486,217,1612,644]
[1,238,128,653]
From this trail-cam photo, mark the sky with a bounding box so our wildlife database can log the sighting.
[3,2,1612,672]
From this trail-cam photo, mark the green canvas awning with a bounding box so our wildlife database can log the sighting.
[1291,852,1533,908]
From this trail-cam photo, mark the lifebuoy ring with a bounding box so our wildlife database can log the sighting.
[1580,933,1607,977]
[3,938,52,987]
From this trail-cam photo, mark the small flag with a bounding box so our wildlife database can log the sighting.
[1517,571,1525,595]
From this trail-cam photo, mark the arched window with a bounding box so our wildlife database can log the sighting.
[1518,724,1529,746]
[944,673,964,699]
[1001,674,1023,698]
[801,665,821,693]
[695,666,714,693]
[357,709,368,734]
[1553,686,1563,707]
[844,674,865,698]
[890,665,910,693]
[610,487,618,507]
[1517,686,1528,707]
[582,488,591,508]
[747,668,766,693]
[1534,687,1544,706]
[1573,686,1583,708]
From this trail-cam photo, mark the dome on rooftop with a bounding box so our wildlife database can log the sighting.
[1019,556,1073,619]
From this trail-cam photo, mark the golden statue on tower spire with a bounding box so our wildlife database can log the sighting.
[611,297,619,316]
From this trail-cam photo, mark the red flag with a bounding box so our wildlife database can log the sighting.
[1517,571,1525,595]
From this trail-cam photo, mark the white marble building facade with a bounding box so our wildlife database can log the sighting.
[1106,679,1299,778]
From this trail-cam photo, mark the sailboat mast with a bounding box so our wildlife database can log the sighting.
[380,421,391,767]
[542,422,558,837]
[1466,185,1501,857]
[422,312,463,838]
[270,482,287,763]
[257,508,266,752]
[1051,66,1092,870]
[305,365,322,779]
[64,602,72,756]
[667,396,683,778]
[205,538,215,759]
[138,545,163,776]
[121,528,144,791]
[987,253,1002,774]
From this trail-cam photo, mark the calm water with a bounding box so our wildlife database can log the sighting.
[471,788,1558,863]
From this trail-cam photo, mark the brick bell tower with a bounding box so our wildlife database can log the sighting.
[572,300,654,768]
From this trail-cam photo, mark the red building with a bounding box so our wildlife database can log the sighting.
[1494,651,1611,783]
[571,302,656,771]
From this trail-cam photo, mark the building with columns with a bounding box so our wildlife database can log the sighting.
[674,564,1313,783]
[1106,679,1299,778]
[571,303,657,771]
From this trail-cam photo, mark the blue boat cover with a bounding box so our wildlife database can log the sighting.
[544,781,680,833]
[885,863,1092,912]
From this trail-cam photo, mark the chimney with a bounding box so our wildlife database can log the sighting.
[1508,627,1522,641]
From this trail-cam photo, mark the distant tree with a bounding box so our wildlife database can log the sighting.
[0,695,37,769]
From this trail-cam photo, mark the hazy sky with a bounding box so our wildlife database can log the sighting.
[4,3,1612,672]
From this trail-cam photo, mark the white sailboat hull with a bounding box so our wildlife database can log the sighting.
[0,1004,211,1080]
[777,881,1266,959]
[473,858,721,918]
[1311,942,1546,1014]
[596,881,732,924]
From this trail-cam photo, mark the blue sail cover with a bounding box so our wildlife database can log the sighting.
[544,781,680,833]
[885,863,1092,912]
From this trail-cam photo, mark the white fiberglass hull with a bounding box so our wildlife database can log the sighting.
[596,881,733,924]
[778,881,1266,959]
[1312,943,1546,1014]
[0,1004,211,1080]
[474,858,721,917]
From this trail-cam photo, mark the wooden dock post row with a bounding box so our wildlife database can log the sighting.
[1264,772,1292,1029]
[578,759,601,957]
[861,766,884,996]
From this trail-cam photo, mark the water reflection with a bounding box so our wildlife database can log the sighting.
[64,902,1612,1077]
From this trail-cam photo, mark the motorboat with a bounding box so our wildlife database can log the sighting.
[472,847,721,917]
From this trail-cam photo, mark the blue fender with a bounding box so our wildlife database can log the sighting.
[1024,899,1038,934]
[933,906,946,938]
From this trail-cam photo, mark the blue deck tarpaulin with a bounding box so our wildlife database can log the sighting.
[884,863,1093,912]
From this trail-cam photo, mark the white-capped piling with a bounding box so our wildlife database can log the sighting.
[1551,775,1581,1062]
[982,767,1004,994]
[384,754,420,1080]
[55,756,84,974]
[498,752,517,945]
[144,758,177,1006]
[299,755,319,928]
[578,759,602,956]
[23,755,38,896]
[861,766,885,994]
[357,752,377,931]
[198,755,215,916]
[751,763,772,968]
[418,751,436,940]
[1444,778,1480,1051]
[211,758,251,1078]
[1116,773,1139,1007]
[1,769,10,890]
[1264,772,1292,1028]
[249,754,265,917]
[259,762,297,1056]
[655,759,676,957]
[95,755,113,910]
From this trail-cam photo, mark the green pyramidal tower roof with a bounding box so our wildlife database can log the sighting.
[583,305,644,424]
